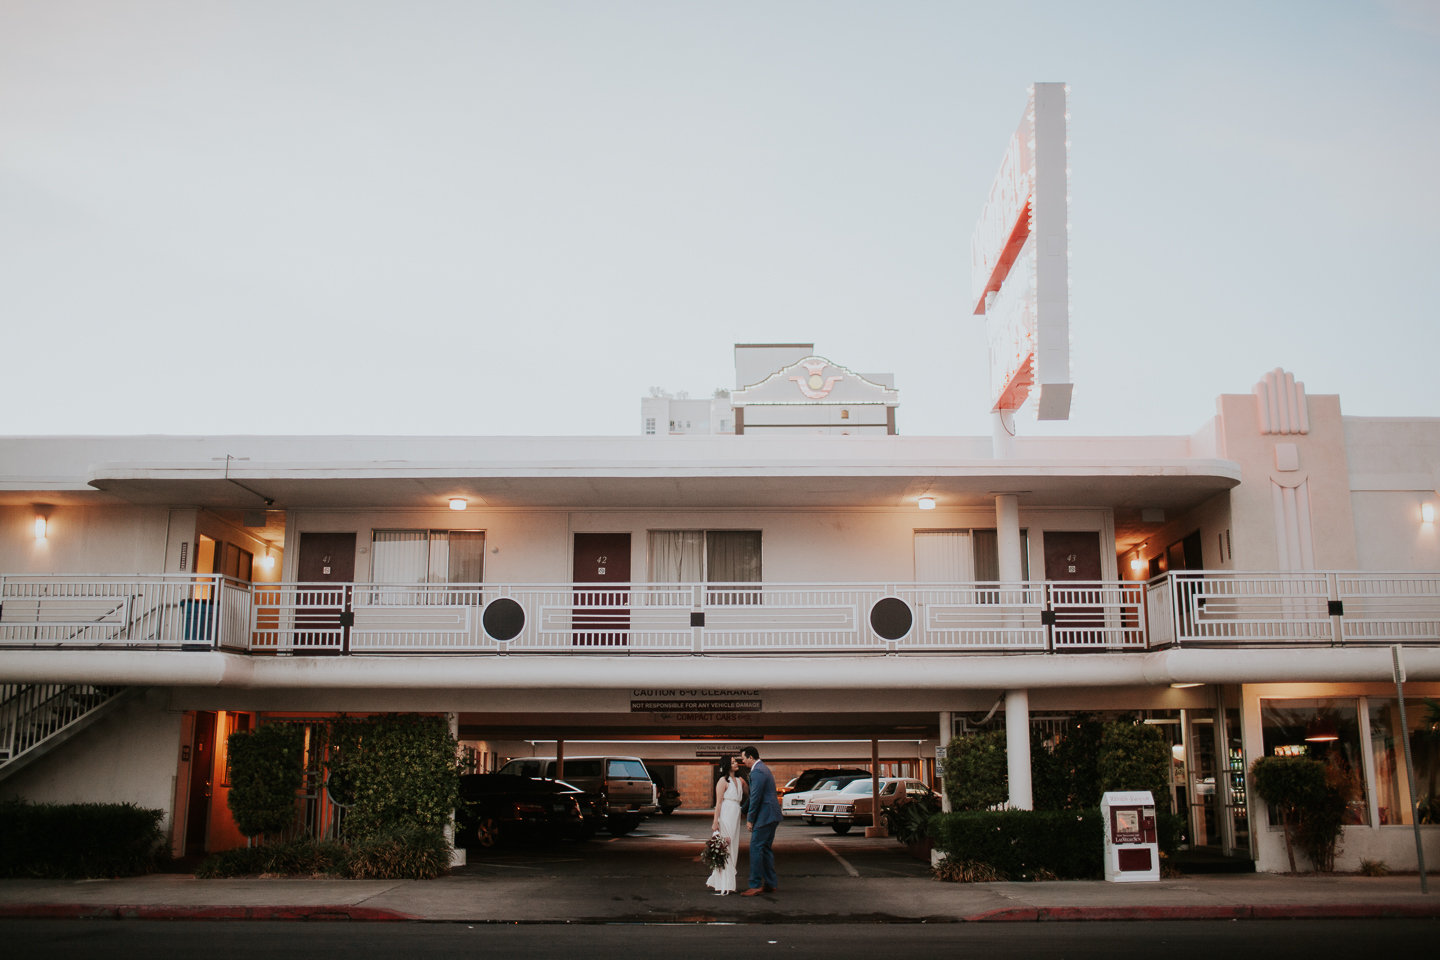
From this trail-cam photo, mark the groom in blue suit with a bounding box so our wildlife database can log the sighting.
[739,745,782,895]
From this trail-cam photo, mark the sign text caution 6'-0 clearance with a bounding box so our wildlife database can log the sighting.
[630,689,763,714]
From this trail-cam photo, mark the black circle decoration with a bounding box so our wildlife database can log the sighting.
[869,597,913,641]
[482,597,526,642]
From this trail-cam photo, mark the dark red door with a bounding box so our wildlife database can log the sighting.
[296,533,356,653]
[1044,532,1105,640]
[572,533,630,647]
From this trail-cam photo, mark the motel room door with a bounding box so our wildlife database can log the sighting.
[572,533,631,646]
[1043,532,1104,643]
[295,533,357,653]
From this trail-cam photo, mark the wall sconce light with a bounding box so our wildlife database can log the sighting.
[449,498,468,511]
[917,497,936,510]
[34,515,47,539]
[1130,558,1145,571]
[259,550,275,570]
[1423,503,1435,523]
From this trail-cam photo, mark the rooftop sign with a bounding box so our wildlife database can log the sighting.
[971,83,1072,419]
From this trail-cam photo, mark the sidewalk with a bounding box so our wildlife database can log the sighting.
[0,872,1433,923]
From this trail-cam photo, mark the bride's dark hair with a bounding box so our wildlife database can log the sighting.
[719,756,738,784]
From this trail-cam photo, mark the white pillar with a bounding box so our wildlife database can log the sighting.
[1005,689,1033,810]
[996,494,1022,582]
[938,711,952,813]
[447,713,466,866]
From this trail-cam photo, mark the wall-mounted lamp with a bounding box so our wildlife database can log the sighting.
[449,498,468,511]
[917,497,936,511]
[1130,558,1145,571]
[1170,682,1203,689]
[259,550,276,570]
[34,515,47,540]
[1424,503,1435,523]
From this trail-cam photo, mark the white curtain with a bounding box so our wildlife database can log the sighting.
[707,531,761,583]
[372,531,430,584]
[648,531,704,582]
[913,531,974,582]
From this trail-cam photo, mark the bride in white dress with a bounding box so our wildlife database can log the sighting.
[705,756,748,895]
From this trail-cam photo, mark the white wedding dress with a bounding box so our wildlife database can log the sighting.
[705,777,743,894]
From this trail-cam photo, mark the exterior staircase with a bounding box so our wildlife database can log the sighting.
[0,684,134,782]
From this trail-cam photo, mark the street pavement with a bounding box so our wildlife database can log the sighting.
[0,813,1434,924]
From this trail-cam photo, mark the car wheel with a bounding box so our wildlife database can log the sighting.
[831,825,852,835]
[660,807,673,816]
[607,816,639,836]
[474,817,501,848]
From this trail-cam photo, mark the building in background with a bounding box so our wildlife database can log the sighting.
[641,343,898,436]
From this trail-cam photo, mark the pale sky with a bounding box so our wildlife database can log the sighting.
[2,1,1437,439]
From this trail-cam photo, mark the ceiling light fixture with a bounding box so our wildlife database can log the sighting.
[917,497,936,510]
[449,498,468,511]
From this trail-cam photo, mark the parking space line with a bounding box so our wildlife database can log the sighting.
[812,838,860,877]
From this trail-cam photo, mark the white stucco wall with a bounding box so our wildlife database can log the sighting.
[0,688,182,836]
[0,504,171,575]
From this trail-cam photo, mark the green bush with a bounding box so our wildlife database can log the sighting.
[326,714,460,842]
[227,723,307,840]
[1097,721,1172,813]
[942,730,1008,811]
[1251,756,1327,873]
[882,794,940,845]
[196,838,346,878]
[1046,713,1109,810]
[928,808,1184,881]
[0,800,167,878]
[341,826,451,880]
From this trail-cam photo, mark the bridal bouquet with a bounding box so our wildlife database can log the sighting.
[701,832,730,870]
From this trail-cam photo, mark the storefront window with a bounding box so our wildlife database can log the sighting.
[1367,698,1440,826]
[1259,699,1368,826]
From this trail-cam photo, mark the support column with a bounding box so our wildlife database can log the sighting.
[556,739,565,781]
[1005,690,1033,810]
[938,711,952,813]
[866,738,887,838]
[447,713,466,866]
[996,494,1023,582]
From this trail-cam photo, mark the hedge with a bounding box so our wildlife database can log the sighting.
[326,714,460,842]
[197,827,449,880]
[0,800,167,878]
[929,808,1184,881]
[227,722,307,840]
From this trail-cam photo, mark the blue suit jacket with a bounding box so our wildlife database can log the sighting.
[746,760,783,827]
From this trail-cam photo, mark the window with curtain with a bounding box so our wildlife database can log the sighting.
[648,531,705,582]
[371,530,485,583]
[707,531,761,583]
[646,530,761,583]
[972,529,1030,581]
[914,531,974,582]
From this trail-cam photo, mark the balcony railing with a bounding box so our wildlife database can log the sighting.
[1,572,1437,654]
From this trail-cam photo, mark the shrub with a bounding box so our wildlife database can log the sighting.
[1097,721,1172,813]
[227,723,307,840]
[1293,756,1355,872]
[934,858,1005,882]
[1359,858,1390,877]
[942,730,1008,811]
[341,826,451,880]
[196,838,345,878]
[1251,756,1327,873]
[929,808,1183,882]
[0,800,167,879]
[929,809,1105,880]
[1047,713,1109,810]
[882,794,940,845]
[326,715,461,842]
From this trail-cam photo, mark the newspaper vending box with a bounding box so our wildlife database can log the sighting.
[1101,790,1160,882]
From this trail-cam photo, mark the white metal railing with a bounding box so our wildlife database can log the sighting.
[1142,570,1440,647]
[5,573,1440,653]
[0,574,246,648]
[0,683,128,769]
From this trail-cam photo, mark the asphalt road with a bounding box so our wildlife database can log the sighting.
[458,811,931,880]
[6,920,1436,959]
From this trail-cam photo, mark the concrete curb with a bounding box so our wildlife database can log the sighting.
[0,902,1435,923]
[0,904,420,922]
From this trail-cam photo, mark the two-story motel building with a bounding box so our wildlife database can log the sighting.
[1,354,1438,873]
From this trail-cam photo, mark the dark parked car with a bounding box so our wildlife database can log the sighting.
[658,787,682,815]
[456,774,592,849]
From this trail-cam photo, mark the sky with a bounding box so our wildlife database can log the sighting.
[1,1,1437,439]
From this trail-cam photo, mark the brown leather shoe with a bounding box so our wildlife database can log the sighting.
[740,887,764,897]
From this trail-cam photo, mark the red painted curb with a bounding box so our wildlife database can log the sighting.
[961,907,1041,922]
[0,904,419,922]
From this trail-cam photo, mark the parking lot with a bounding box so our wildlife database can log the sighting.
[457,810,931,880]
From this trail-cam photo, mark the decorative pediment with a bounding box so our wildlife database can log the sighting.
[731,356,898,406]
